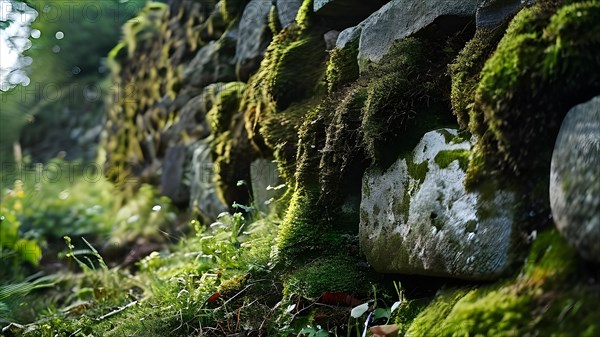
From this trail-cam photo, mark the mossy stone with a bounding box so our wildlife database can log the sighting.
[471,1,600,181]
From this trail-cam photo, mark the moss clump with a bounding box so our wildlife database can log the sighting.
[470,1,600,182]
[206,82,246,134]
[434,149,470,171]
[218,273,249,298]
[326,37,360,93]
[295,0,316,29]
[283,257,370,299]
[276,87,367,266]
[260,97,322,182]
[268,4,282,34]
[360,21,473,169]
[269,32,327,110]
[206,82,256,207]
[211,126,256,208]
[242,16,327,177]
[221,0,248,22]
[406,230,600,336]
[449,25,510,129]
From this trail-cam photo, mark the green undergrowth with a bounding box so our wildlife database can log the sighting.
[405,229,600,337]
[5,209,283,336]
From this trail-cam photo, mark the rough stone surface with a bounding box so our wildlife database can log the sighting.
[337,0,482,64]
[476,0,523,28]
[190,141,228,220]
[235,0,272,81]
[250,159,283,213]
[160,145,189,205]
[172,95,211,142]
[314,0,386,29]
[183,27,238,89]
[276,0,303,28]
[360,129,516,280]
[550,96,600,262]
[324,30,340,50]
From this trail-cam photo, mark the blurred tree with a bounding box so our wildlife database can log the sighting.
[0,0,145,164]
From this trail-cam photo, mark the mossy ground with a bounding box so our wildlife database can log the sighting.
[404,230,600,337]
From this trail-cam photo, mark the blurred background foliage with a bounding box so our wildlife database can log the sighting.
[0,0,150,321]
[0,0,145,165]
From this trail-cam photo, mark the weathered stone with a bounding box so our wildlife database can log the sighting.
[360,129,516,280]
[183,27,238,89]
[160,145,189,205]
[235,0,272,82]
[337,0,482,64]
[550,96,600,262]
[250,159,282,213]
[276,0,303,28]
[190,141,228,220]
[476,0,523,28]
[200,1,228,42]
[314,0,387,29]
[172,95,211,143]
[324,30,340,50]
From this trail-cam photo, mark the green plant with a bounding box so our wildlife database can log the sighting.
[0,180,42,275]
[0,274,54,325]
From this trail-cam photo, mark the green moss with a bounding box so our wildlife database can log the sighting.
[221,0,248,22]
[523,229,580,282]
[295,0,315,30]
[326,38,360,93]
[405,229,600,336]
[449,26,510,129]
[122,3,167,57]
[260,97,322,183]
[242,23,327,158]
[212,127,256,207]
[360,31,467,169]
[107,42,128,74]
[471,1,600,182]
[434,149,470,171]
[218,274,249,298]
[268,4,282,34]
[269,31,327,110]
[206,82,246,134]
[274,86,368,269]
[283,256,369,299]
[406,154,430,183]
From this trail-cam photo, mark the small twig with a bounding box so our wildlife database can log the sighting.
[68,328,82,337]
[95,301,138,321]
[220,283,255,307]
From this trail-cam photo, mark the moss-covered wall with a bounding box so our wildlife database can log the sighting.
[101,0,600,333]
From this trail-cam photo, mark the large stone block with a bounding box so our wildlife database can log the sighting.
[476,0,523,28]
[190,141,228,220]
[235,0,272,81]
[550,96,600,262]
[314,0,386,29]
[360,129,517,280]
[276,0,303,28]
[183,27,238,89]
[336,0,482,65]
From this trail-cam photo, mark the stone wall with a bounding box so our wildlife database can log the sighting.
[104,0,600,293]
